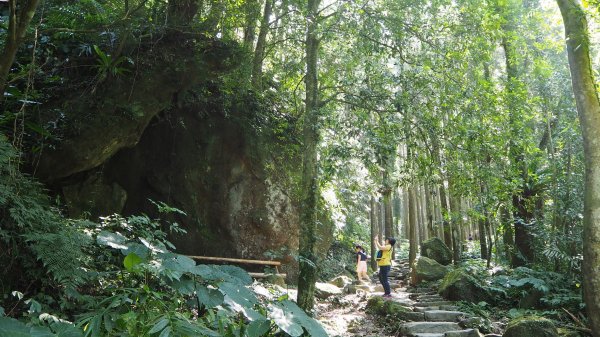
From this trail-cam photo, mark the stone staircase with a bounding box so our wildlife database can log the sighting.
[368,260,499,337]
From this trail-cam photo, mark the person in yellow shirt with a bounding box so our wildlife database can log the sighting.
[375,235,396,298]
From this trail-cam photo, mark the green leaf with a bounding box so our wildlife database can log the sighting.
[0,317,30,337]
[197,286,224,309]
[158,326,172,337]
[123,253,143,272]
[269,301,328,337]
[51,322,83,337]
[246,319,270,337]
[148,317,169,334]
[30,326,54,337]
[219,282,258,309]
[269,304,303,337]
[97,231,128,250]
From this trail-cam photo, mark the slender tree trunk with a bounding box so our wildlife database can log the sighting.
[370,196,378,271]
[382,171,394,238]
[425,185,435,239]
[557,0,600,333]
[501,205,515,263]
[408,185,418,273]
[403,189,410,239]
[297,0,321,312]
[251,0,273,88]
[0,0,41,96]
[448,177,461,265]
[479,183,489,260]
[243,0,261,49]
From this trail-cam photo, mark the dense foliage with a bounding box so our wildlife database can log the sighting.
[2,0,600,334]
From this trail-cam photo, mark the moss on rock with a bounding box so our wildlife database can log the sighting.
[421,237,453,265]
[503,316,558,337]
[415,256,451,283]
[438,268,491,303]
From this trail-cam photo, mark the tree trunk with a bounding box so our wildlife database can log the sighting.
[408,185,418,274]
[478,183,489,260]
[370,196,378,271]
[431,132,452,247]
[382,171,394,238]
[557,0,600,333]
[243,0,261,49]
[0,0,41,96]
[297,0,321,312]
[448,178,461,265]
[502,33,535,267]
[251,0,273,89]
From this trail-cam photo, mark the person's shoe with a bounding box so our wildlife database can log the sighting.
[382,294,392,298]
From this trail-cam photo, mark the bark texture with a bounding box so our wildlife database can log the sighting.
[297,0,321,312]
[557,0,600,334]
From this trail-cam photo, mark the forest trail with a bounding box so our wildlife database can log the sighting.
[317,260,493,337]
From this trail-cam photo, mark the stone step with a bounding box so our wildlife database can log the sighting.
[416,296,445,302]
[439,305,460,311]
[410,293,437,299]
[410,329,483,337]
[414,301,455,307]
[424,310,467,322]
[414,306,439,312]
[444,329,483,337]
[399,322,462,334]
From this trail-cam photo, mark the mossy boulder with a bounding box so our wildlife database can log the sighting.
[421,237,453,265]
[438,268,491,303]
[366,297,424,321]
[503,316,558,337]
[328,275,352,288]
[415,256,451,283]
[366,296,386,315]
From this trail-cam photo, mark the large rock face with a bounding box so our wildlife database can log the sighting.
[503,316,558,337]
[421,237,453,265]
[415,256,451,283]
[438,269,491,303]
[102,104,301,279]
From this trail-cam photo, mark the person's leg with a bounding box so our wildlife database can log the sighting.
[381,265,391,295]
[378,266,384,286]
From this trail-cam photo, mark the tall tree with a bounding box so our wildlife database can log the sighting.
[251,0,274,88]
[556,0,600,333]
[297,0,322,312]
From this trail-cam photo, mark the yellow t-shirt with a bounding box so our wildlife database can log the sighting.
[377,244,393,266]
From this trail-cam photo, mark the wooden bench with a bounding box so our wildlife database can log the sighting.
[187,255,284,277]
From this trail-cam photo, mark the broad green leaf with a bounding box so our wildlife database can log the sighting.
[29,326,54,337]
[0,317,30,337]
[51,322,84,337]
[97,231,128,250]
[148,317,169,334]
[158,326,171,337]
[123,253,143,272]
[246,319,270,337]
[219,282,258,309]
[197,286,224,308]
[268,304,303,337]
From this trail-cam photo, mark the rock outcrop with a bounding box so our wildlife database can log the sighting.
[421,237,453,265]
[438,269,491,303]
[503,316,559,337]
[415,256,451,283]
